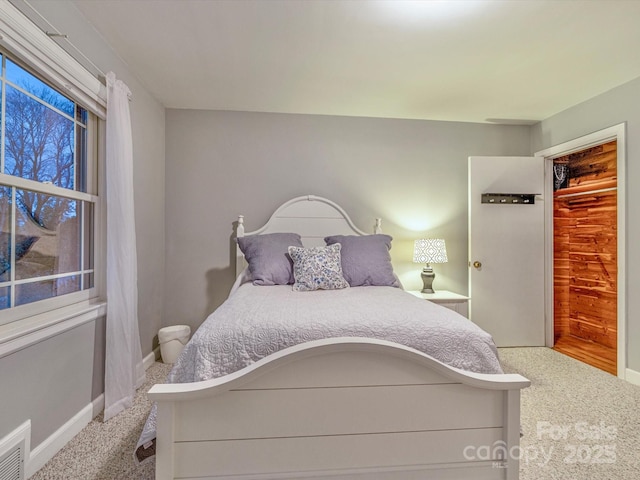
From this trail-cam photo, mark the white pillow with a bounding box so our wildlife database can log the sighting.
[287,244,349,292]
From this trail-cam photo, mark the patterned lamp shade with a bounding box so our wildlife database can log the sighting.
[413,238,448,264]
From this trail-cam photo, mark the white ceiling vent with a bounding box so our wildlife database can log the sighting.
[0,421,30,480]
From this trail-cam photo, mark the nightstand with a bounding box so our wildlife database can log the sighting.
[408,290,470,318]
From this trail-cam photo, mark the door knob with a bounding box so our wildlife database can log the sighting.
[473,261,482,269]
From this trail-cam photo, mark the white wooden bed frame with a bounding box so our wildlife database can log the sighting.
[149,195,530,480]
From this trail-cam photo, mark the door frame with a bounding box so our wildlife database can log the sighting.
[535,123,626,378]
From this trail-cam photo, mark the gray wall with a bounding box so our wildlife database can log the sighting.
[531,76,640,372]
[0,0,165,452]
[165,109,530,332]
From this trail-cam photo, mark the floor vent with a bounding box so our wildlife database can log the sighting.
[0,421,30,480]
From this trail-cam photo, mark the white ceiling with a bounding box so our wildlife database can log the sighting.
[71,0,640,124]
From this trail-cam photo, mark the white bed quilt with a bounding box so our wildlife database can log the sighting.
[135,284,503,462]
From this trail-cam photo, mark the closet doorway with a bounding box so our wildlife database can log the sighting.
[535,124,625,377]
[552,140,617,375]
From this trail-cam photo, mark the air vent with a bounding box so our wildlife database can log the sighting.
[0,421,29,480]
[0,447,21,480]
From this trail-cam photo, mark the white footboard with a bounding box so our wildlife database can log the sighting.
[148,338,529,480]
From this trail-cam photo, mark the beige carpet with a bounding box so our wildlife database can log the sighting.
[31,347,640,479]
[499,347,640,480]
[30,361,172,480]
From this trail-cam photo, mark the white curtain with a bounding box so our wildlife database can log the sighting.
[104,71,145,421]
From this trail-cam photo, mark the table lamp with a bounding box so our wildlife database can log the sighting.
[413,238,448,293]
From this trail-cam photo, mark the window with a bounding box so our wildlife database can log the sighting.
[0,52,98,325]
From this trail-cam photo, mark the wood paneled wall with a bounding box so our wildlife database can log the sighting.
[553,141,617,351]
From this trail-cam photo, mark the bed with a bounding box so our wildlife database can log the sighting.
[143,194,530,480]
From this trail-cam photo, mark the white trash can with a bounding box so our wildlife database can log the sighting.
[158,325,191,364]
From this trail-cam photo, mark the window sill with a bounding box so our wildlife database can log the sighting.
[0,299,107,359]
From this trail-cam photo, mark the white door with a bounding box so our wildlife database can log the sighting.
[468,156,545,347]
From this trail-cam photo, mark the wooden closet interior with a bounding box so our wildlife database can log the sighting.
[553,140,617,375]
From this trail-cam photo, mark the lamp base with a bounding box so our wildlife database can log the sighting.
[420,266,436,294]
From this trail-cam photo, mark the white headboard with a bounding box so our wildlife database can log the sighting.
[235,195,382,276]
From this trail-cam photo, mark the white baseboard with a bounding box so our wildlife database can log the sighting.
[143,347,160,371]
[26,349,159,478]
[26,394,104,478]
[625,368,640,386]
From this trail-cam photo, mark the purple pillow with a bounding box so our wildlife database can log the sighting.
[237,233,303,285]
[324,234,400,287]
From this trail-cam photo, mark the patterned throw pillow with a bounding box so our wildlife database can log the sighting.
[288,244,350,292]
